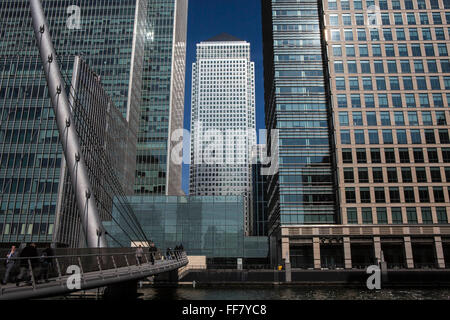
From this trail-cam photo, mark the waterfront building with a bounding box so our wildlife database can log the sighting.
[189,34,257,234]
[262,0,450,270]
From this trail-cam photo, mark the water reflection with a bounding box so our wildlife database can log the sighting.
[139,286,450,300]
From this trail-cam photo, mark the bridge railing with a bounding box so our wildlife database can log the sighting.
[0,248,186,293]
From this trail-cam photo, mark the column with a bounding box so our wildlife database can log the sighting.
[373,236,382,263]
[404,236,414,269]
[281,237,291,282]
[343,237,352,269]
[434,236,446,269]
[313,237,321,269]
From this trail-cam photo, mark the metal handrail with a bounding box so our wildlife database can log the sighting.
[0,250,188,299]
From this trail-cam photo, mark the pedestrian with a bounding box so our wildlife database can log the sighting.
[136,245,144,265]
[2,245,18,285]
[149,242,157,265]
[38,246,54,283]
[16,243,38,287]
[166,248,172,260]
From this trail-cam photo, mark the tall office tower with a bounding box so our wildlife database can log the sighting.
[0,0,146,246]
[134,0,188,196]
[189,34,257,233]
[261,0,337,265]
[324,0,450,270]
[250,145,268,236]
[262,0,450,271]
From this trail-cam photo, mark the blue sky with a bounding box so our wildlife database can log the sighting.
[181,0,265,194]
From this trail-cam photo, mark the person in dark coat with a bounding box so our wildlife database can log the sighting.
[38,246,54,283]
[2,245,18,284]
[16,243,38,286]
[149,243,157,265]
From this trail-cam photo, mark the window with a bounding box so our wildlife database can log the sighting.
[407,208,418,224]
[430,167,442,182]
[362,208,373,224]
[411,129,422,144]
[421,207,433,224]
[433,187,445,202]
[389,187,401,203]
[361,61,371,73]
[375,187,386,203]
[397,129,408,144]
[347,208,358,224]
[373,167,384,183]
[401,60,411,73]
[383,130,393,144]
[333,45,342,56]
[439,129,450,144]
[344,168,354,183]
[358,168,369,183]
[351,94,362,108]
[385,148,396,163]
[353,112,363,125]
[416,167,427,182]
[402,167,413,182]
[428,148,439,163]
[367,112,377,126]
[413,148,424,163]
[334,61,344,73]
[355,130,365,144]
[345,188,356,203]
[387,167,398,182]
[380,112,391,126]
[339,112,349,126]
[341,130,351,144]
[425,129,436,143]
[337,95,347,108]
[365,94,375,108]
[399,148,410,163]
[392,208,403,224]
[437,207,448,224]
[371,148,381,163]
[418,186,430,202]
[394,112,405,126]
[346,45,356,57]
[404,187,415,202]
[356,148,367,163]
[342,149,353,163]
[377,208,388,224]
[360,187,371,203]
[369,130,379,144]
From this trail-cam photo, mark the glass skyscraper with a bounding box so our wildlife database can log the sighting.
[134,0,188,196]
[0,0,146,246]
[262,0,337,265]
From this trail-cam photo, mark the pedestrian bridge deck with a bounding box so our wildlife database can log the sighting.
[0,250,188,300]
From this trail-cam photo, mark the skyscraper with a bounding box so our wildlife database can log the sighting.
[261,0,337,265]
[134,0,188,196]
[189,34,256,233]
[262,0,450,270]
[0,0,146,246]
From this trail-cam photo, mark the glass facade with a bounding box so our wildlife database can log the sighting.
[261,0,337,237]
[104,196,269,258]
[0,0,146,245]
[134,0,188,196]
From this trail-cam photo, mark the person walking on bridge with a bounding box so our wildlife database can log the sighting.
[136,245,144,265]
[16,243,38,287]
[2,245,18,285]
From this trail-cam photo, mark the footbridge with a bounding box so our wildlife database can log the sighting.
[0,249,188,300]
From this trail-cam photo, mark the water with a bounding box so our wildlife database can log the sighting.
[138,286,450,300]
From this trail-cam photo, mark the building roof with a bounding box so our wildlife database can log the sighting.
[204,33,244,42]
